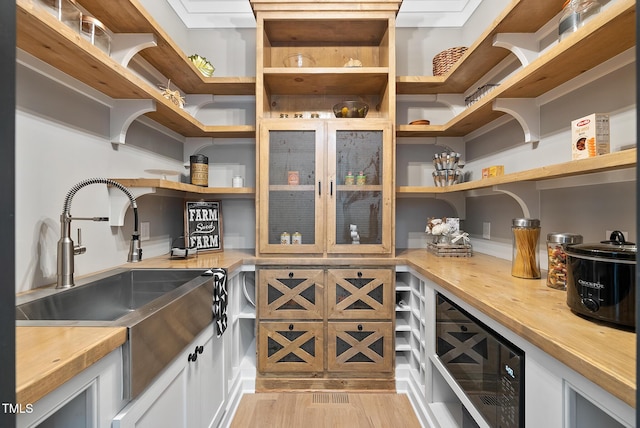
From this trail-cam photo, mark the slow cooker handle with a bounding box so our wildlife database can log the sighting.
[601,230,631,245]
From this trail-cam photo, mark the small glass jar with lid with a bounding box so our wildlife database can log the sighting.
[558,0,601,40]
[511,218,541,279]
[546,232,583,290]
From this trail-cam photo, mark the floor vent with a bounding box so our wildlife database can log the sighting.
[312,393,350,404]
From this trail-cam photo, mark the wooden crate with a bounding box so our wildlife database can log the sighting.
[427,242,472,257]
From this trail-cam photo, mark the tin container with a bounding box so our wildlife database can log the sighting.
[547,233,583,289]
[190,154,209,187]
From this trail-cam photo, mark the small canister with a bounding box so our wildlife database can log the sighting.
[356,171,366,185]
[232,176,244,188]
[546,232,583,290]
[280,232,290,245]
[345,171,355,185]
[511,218,541,279]
[190,154,209,187]
[292,231,302,245]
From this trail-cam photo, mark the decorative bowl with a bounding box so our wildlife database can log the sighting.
[333,101,369,118]
[283,53,316,67]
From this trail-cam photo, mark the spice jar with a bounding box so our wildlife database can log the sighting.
[546,233,583,290]
[190,154,208,187]
[511,218,541,279]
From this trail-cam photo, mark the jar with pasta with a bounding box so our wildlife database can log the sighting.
[546,232,583,289]
[511,218,541,279]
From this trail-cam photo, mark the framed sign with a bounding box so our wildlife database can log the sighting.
[184,200,223,252]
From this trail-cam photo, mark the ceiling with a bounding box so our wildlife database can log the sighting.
[165,0,483,29]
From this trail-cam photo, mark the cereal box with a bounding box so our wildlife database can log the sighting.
[571,114,610,160]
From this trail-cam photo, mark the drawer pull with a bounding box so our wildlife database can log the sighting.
[357,324,363,331]
[460,325,468,332]
[289,324,294,330]
[289,272,294,278]
[357,271,363,278]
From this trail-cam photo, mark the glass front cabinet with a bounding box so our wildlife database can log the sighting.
[258,119,393,256]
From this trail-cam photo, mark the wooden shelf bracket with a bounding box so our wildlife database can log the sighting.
[492,98,540,144]
[110,33,157,67]
[108,186,156,226]
[492,33,540,67]
[467,182,539,219]
[110,99,156,145]
[436,192,466,220]
[184,94,215,117]
[436,94,466,116]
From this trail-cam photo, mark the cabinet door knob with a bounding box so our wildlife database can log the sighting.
[289,272,294,278]
[357,271,363,278]
[289,324,294,330]
[357,324,363,331]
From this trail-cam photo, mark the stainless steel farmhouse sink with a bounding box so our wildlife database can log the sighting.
[16,268,216,399]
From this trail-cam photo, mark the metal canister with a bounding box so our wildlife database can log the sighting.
[190,154,208,187]
[292,232,302,244]
[546,232,583,290]
[280,232,290,245]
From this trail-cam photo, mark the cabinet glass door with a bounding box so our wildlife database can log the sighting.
[327,121,392,254]
[259,122,324,254]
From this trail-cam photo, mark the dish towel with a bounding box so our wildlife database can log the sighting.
[211,268,228,337]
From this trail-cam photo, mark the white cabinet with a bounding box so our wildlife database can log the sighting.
[112,324,226,428]
[17,348,125,428]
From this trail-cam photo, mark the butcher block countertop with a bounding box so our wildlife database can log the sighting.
[16,249,635,408]
[16,326,127,405]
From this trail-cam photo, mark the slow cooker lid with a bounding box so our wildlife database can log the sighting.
[566,242,637,261]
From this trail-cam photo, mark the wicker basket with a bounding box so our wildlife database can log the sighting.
[432,47,468,76]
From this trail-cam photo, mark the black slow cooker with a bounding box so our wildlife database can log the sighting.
[565,231,636,328]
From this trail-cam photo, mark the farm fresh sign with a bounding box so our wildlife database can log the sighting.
[185,201,222,251]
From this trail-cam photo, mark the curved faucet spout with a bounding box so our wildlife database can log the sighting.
[57,178,142,289]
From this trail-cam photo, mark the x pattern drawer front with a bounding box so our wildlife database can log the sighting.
[259,269,324,319]
[327,322,393,372]
[328,269,393,319]
[259,322,324,373]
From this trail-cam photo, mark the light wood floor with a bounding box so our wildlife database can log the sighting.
[230,392,423,428]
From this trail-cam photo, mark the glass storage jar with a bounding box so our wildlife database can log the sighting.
[558,0,601,40]
[511,218,541,279]
[546,233,583,290]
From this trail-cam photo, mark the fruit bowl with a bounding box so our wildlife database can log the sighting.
[333,101,369,118]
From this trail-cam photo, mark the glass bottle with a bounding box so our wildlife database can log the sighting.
[511,218,541,279]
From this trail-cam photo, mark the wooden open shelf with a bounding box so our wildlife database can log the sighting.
[263,68,389,96]
[111,178,256,195]
[396,149,637,195]
[396,0,636,138]
[396,0,566,94]
[76,0,255,95]
[17,0,255,139]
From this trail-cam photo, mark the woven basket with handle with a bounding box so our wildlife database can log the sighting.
[432,46,468,76]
